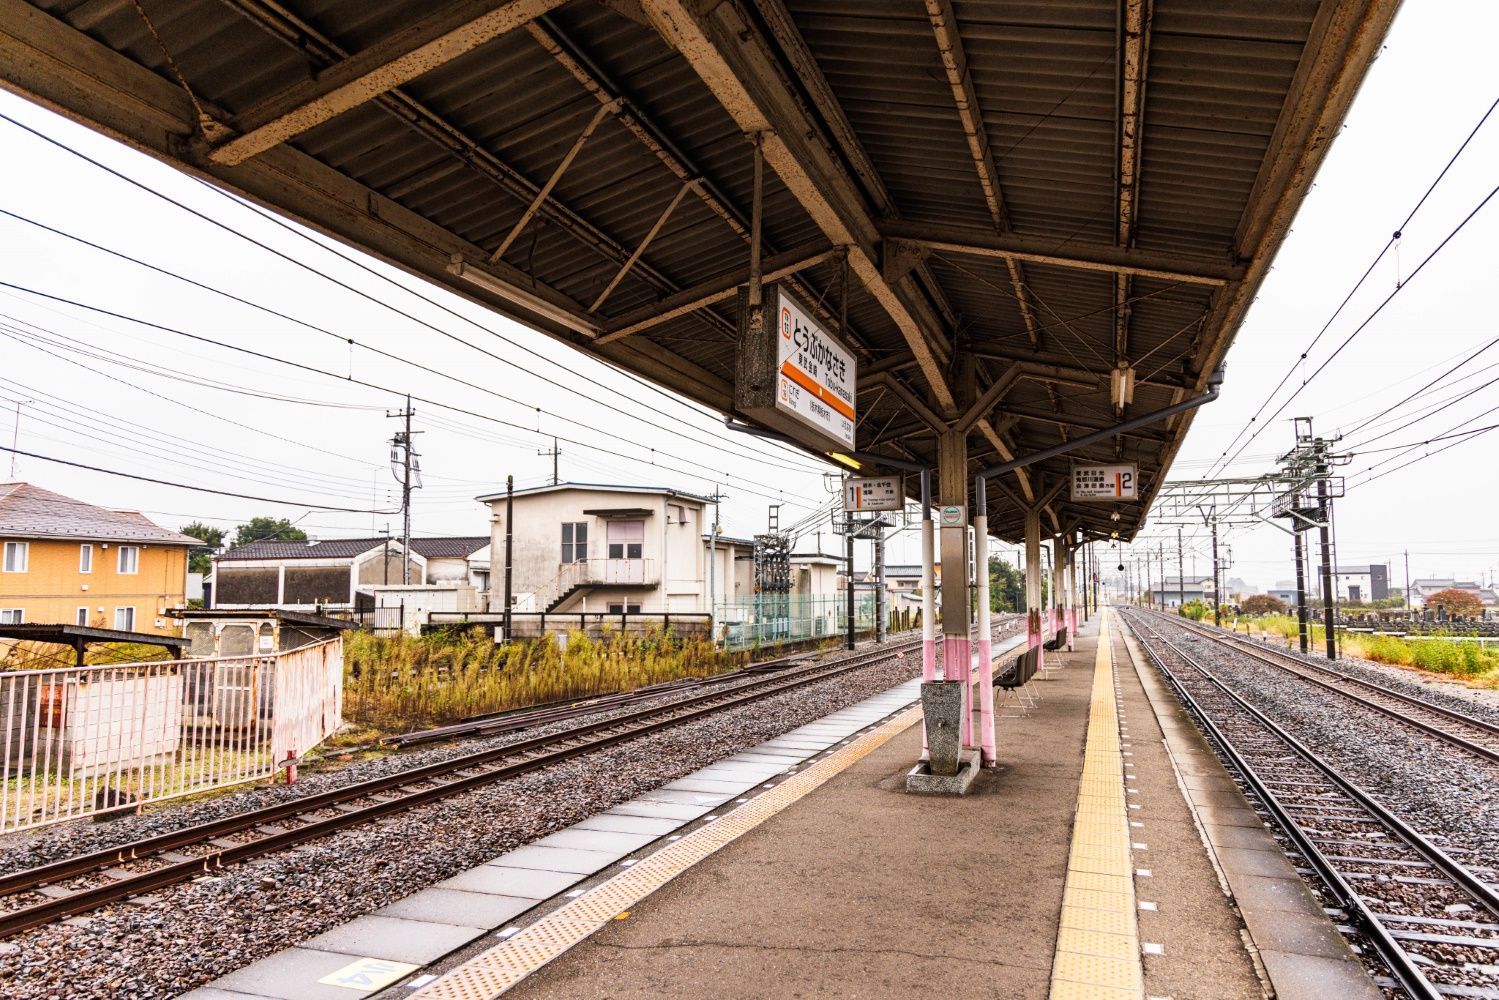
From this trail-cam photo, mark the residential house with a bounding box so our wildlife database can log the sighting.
[476,483,841,617]
[1269,581,1300,606]
[1149,575,1215,608]
[480,483,728,614]
[0,482,198,635]
[1409,578,1498,615]
[1320,564,1389,603]
[211,536,490,611]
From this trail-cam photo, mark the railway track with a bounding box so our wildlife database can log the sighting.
[1156,610,1499,766]
[0,622,1012,940]
[1123,609,1499,1000]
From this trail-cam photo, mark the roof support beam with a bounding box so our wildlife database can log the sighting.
[209,0,567,165]
[1115,0,1152,365]
[642,0,958,418]
[923,0,1039,347]
[596,242,837,344]
[880,221,1242,285]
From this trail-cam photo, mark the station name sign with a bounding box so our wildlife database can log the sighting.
[843,476,903,512]
[734,283,857,453]
[1070,463,1137,501]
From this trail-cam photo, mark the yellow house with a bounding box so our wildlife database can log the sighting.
[0,482,199,636]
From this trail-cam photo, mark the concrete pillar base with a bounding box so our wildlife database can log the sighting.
[920,680,966,776]
[905,749,983,795]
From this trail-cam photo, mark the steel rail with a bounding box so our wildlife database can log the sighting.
[0,621,1011,939]
[1126,612,1499,1000]
[1156,611,1499,765]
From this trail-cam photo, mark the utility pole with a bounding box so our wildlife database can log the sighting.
[1210,515,1222,627]
[503,475,514,641]
[8,399,34,479]
[845,527,856,651]
[538,437,561,485]
[1404,549,1411,613]
[874,519,886,643]
[707,486,725,645]
[1177,527,1185,611]
[387,396,421,585]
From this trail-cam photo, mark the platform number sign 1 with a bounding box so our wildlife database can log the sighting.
[1070,463,1138,501]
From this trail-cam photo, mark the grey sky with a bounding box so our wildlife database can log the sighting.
[0,0,1495,589]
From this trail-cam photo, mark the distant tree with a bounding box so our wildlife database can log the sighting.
[232,517,307,548]
[1242,594,1287,616]
[180,521,225,575]
[988,555,1023,612]
[1426,588,1484,618]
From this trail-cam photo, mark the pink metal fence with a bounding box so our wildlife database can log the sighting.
[0,638,343,833]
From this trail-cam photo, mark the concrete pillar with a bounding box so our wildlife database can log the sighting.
[973,477,996,765]
[923,428,971,775]
[1025,508,1043,673]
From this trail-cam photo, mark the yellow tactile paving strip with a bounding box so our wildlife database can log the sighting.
[1048,610,1145,1000]
[409,703,925,1000]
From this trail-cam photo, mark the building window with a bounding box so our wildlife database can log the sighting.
[2,541,27,573]
[76,608,90,627]
[561,522,588,563]
[0,609,22,624]
[117,545,139,574]
[79,544,93,574]
[114,607,135,631]
[607,603,642,614]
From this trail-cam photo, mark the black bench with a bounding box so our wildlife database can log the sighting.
[1042,627,1068,651]
[995,645,1040,689]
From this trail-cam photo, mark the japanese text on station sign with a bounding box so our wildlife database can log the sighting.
[843,476,903,512]
[776,291,855,449]
[1070,464,1137,501]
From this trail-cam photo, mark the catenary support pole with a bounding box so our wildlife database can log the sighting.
[1211,515,1222,627]
[845,527,856,651]
[1294,527,1310,653]
[1317,453,1337,660]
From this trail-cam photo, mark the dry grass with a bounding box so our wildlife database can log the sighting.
[343,627,745,732]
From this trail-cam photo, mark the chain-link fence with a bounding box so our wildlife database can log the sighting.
[712,594,877,652]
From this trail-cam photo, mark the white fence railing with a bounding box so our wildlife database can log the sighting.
[0,638,343,833]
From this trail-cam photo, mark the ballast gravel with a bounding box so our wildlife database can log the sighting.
[0,623,1017,1000]
[1132,613,1499,868]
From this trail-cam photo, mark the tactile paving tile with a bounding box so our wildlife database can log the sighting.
[1049,610,1145,1000]
[410,703,925,1000]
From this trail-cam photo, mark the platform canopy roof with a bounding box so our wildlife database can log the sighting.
[0,0,1398,541]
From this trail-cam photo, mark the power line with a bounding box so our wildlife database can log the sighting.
[0,120,827,476]
[0,444,399,512]
[0,280,823,510]
[1202,96,1499,478]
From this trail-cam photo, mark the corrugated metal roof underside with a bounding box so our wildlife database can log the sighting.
[11,0,1385,541]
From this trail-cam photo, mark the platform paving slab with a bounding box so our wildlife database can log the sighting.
[493,845,624,875]
[375,888,540,928]
[436,865,582,900]
[303,914,488,966]
[533,828,658,853]
[573,813,683,836]
[199,947,418,1000]
[605,799,714,821]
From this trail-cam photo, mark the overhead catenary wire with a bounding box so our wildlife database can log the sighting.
[1202,95,1499,479]
[0,281,824,511]
[0,116,828,476]
[0,445,399,513]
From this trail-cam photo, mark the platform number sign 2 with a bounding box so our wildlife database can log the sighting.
[1070,464,1138,501]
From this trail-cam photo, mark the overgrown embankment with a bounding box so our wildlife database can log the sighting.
[343,628,746,732]
[1246,614,1499,685]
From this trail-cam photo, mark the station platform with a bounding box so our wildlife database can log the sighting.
[186,612,1376,1000]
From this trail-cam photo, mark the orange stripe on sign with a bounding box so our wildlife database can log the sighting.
[780,361,855,420]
